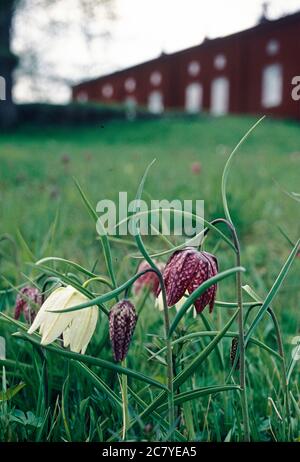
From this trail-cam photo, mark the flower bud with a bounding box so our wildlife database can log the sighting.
[159,247,218,314]
[15,287,42,323]
[230,337,240,370]
[109,300,137,362]
[133,260,164,296]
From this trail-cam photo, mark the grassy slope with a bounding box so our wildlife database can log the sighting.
[0,114,299,441]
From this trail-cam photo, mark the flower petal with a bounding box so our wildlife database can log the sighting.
[28,286,70,334]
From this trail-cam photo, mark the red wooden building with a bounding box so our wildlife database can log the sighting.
[72,11,300,120]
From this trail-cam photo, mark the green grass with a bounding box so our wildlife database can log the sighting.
[0,114,299,442]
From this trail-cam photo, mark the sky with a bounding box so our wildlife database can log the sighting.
[12,0,300,102]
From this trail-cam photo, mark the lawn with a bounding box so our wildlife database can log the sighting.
[0,114,299,441]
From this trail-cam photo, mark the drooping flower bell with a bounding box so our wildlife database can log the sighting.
[109,299,137,362]
[14,286,42,323]
[133,260,164,296]
[159,247,218,314]
[28,285,98,354]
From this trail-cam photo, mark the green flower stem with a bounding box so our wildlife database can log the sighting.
[208,218,250,441]
[82,276,114,290]
[269,310,291,439]
[244,301,291,438]
[121,358,130,441]
[158,274,175,440]
[235,247,250,442]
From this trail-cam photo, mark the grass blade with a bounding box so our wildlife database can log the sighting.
[221,116,265,224]
[245,239,300,345]
[12,330,167,391]
[169,267,245,337]
[157,385,241,412]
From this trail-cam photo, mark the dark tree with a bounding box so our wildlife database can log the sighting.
[0,0,114,128]
[0,0,18,128]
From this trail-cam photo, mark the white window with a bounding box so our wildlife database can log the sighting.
[102,84,113,98]
[148,91,164,114]
[125,96,137,120]
[0,76,6,101]
[76,91,88,103]
[185,83,203,113]
[124,78,136,92]
[150,71,162,86]
[261,64,283,108]
[210,77,229,115]
[266,39,280,56]
[214,54,227,70]
[188,61,201,77]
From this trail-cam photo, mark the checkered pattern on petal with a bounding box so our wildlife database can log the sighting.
[109,300,138,362]
[163,248,200,307]
[160,248,218,314]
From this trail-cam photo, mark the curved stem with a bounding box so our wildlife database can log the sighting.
[245,304,291,437]
[206,218,250,441]
[82,276,113,290]
[123,265,175,438]
[158,273,175,440]
[235,244,250,441]
[121,358,129,440]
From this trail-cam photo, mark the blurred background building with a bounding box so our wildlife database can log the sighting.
[72,10,300,119]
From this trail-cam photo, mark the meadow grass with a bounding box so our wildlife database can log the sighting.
[0,114,299,442]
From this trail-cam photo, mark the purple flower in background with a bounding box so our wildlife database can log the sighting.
[133,260,164,295]
[61,153,71,166]
[109,300,137,362]
[160,247,218,314]
[14,287,42,323]
[191,161,202,175]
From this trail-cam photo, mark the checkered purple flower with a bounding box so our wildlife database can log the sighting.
[159,247,218,314]
[109,300,138,362]
[133,260,164,295]
[14,286,42,323]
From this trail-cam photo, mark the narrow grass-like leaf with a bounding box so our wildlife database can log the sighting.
[169,266,245,337]
[16,228,36,262]
[221,116,265,224]
[0,382,26,401]
[122,309,239,434]
[13,330,167,391]
[47,270,149,313]
[73,361,122,409]
[28,262,109,316]
[36,257,99,279]
[115,209,235,256]
[157,385,241,412]
[147,331,281,362]
[245,239,300,346]
[127,386,186,442]
[173,309,238,388]
[74,178,117,289]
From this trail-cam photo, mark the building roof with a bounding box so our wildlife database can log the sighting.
[72,10,300,89]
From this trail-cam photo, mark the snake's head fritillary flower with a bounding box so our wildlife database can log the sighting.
[28,285,98,354]
[14,287,42,323]
[133,260,164,296]
[109,299,137,362]
[160,247,218,314]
